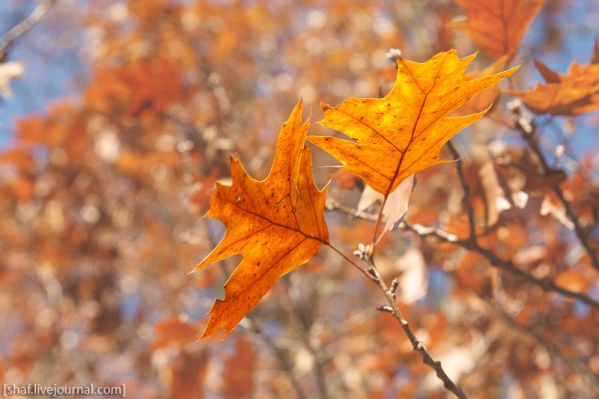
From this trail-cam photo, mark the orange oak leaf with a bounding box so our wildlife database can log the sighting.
[451,0,544,60]
[308,50,518,196]
[194,101,329,339]
[509,59,599,115]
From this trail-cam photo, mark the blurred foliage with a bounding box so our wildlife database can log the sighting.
[0,0,598,398]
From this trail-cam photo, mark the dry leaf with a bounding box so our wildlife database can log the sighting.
[357,175,415,241]
[540,195,574,230]
[451,0,544,60]
[509,59,599,115]
[395,246,427,304]
[170,351,209,399]
[308,50,517,196]
[195,101,328,339]
[479,160,511,225]
[0,61,24,98]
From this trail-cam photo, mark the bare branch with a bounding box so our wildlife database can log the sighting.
[247,318,308,399]
[322,235,468,398]
[0,0,56,55]
[363,254,469,399]
[327,198,599,308]
[402,222,599,308]
[325,198,377,222]
[511,106,599,271]
[284,279,330,399]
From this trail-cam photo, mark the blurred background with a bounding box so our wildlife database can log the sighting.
[0,0,598,398]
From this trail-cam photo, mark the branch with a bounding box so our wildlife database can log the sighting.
[326,199,599,308]
[447,140,477,244]
[247,318,308,399]
[284,278,330,399]
[0,0,56,55]
[401,221,599,308]
[511,106,599,271]
[325,198,377,222]
[363,251,468,399]
[435,138,599,307]
[476,295,599,397]
[327,241,468,399]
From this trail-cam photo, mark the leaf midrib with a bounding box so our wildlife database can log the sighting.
[220,196,327,244]
[383,54,448,198]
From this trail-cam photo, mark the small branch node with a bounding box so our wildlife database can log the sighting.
[389,277,399,296]
[377,305,394,313]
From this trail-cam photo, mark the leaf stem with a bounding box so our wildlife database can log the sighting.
[325,242,377,282]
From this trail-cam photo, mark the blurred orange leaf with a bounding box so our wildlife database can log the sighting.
[554,269,590,293]
[509,59,599,115]
[221,336,254,398]
[0,149,34,172]
[451,0,544,60]
[170,350,209,399]
[152,316,199,350]
[195,101,329,339]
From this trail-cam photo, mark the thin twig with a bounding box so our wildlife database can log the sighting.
[284,279,330,399]
[326,241,468,399]
[364,252,468,399]
[326,201,599,308]
[325,198,377,222]
[0,0,56,55]
[447,140,477,244]
[247,318,308,399]
[325,242,377,283]
[401,221,599,308]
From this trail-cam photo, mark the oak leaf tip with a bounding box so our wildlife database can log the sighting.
[200,326,228,342]
[292,98,304,112]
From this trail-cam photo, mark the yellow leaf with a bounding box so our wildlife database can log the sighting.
[308,50,517,196]
[194,101,328,339]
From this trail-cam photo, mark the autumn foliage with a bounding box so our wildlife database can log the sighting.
[1,0,599,398]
